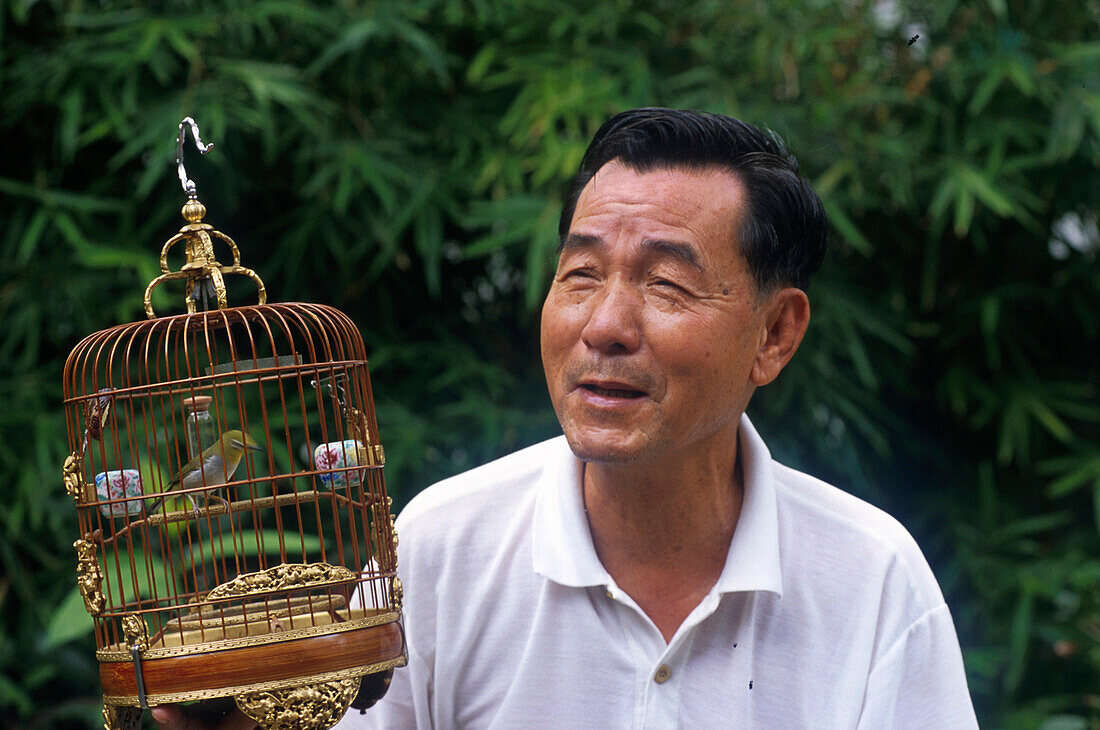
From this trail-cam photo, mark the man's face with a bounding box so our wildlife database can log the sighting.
[541,161,772,466]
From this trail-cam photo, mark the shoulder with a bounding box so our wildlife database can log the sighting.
[770,460,946,611]
[394,436,564,553]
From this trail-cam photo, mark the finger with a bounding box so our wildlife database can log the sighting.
[150,705,194,730]
[150,704,258,730]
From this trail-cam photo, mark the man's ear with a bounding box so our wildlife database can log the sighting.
[750,287,810,387]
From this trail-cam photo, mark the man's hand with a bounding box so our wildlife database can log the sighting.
[150,702,259,730]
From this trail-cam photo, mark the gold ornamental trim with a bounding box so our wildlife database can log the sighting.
[96,610,401,661]
[370,496,397,570]
[74,538,104,616]
[205,562,356,602]
[143,191,267,319]
[63,452,86,500]
[102,656,408,707]
[390,576,403,612]
[120,614,149,652]
[102,703,142,730]
[236,676,361,729]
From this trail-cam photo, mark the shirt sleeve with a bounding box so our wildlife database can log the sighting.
[856,604,979,729]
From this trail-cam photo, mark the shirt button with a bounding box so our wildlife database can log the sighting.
[654,664,672,684]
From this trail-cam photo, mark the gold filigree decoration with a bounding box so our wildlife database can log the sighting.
[348,407,386,467]
[235,677,361,730]
[390,576,403,612]
[102,704,142,730]
[143,198,266,319]
[63,453,85,500]
[74,538,104,616]
[120,614,149,652]
[206,563,355,601]
[370,501,388,569]
[349,408,371,444]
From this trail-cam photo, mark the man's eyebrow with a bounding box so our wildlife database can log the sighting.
[559,234,702,271]
[558,233,602,252]
[640,238,702,271]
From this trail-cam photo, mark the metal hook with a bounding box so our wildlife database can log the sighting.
[176,117,214,199]
[311,375,351,416]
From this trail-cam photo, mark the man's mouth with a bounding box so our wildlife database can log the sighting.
[579,383,646,399]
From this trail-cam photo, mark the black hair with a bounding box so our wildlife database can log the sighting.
[559,108,827,293]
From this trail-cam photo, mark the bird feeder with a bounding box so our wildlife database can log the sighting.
[62,119,405,729]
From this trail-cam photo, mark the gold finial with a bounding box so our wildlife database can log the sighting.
[143,118,267,319]
[182,198,206,223]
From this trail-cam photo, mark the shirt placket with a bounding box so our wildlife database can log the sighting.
[606,585,711,730]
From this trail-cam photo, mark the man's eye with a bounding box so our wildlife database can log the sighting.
[652,278,684,292]
[563,268,597,280]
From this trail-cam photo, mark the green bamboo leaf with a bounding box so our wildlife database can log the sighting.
[40,587,94,650]
[928,175,956,224]
[953,191,975,236]
[1045,455,1100,498]
[1024,395,1075,444]
[1038,716,1089,730]
[466,42,498,83]
[953,164,1014,216]
[968,65,1006,117]
[1003,589,1033,693]
[0,177,128,213]
[16,209,49,264]
[822,199,872,255]
[988,512,1074,543]
[307,18,381,73]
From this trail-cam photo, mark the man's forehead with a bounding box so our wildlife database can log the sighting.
[576,162,745,219]
[569,161,746,249]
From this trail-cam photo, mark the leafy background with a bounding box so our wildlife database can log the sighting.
[1,0,1098,727]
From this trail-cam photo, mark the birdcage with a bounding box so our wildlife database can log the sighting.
[61,119,405,730]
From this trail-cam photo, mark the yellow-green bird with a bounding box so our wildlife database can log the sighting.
[145,430,263,514]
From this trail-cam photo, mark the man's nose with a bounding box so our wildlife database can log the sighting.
[580,280,642,354]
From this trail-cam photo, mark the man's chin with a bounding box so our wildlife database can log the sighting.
[562,430,655,466]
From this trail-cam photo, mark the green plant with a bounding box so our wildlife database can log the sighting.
[1,0,1097,726]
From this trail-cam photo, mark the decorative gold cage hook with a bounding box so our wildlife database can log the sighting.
[143,118,267,319]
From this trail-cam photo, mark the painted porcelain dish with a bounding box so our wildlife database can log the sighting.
[95,469,144,517]
[313,439,370,489]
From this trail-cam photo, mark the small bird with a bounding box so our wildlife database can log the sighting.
[145,430,263,515]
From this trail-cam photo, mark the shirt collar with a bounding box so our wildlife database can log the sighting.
[532,414,783,597]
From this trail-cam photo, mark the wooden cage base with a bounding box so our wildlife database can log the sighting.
[100,610,405,708]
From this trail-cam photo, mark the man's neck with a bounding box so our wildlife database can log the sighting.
[582,434,745,643]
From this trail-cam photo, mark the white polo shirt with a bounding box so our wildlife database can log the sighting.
[340,416,977,729]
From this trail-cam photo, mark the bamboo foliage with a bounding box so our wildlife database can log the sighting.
[1,0,1098,726]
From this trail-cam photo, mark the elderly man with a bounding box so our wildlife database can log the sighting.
[340,108,977,728]
[155,108,977,729]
